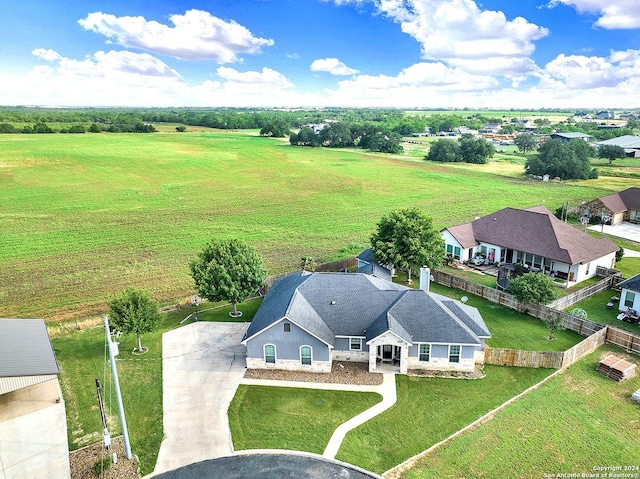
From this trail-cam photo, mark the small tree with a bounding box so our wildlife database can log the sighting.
[370,208,444,283]
[597,144,625,165]
[508,272,557,305]
[425,139,461,162]
[300,256,316,272]
[514,133,539,154]
[189,238,267,317]
[544,312,566,340]
[108,288,161,354]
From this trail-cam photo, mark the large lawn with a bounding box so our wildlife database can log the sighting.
[336,366,553,473]
[399,345,640,478]
[229,386,382,454]
[1,131,631,321]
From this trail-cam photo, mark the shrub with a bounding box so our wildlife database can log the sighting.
[93,456,112,475]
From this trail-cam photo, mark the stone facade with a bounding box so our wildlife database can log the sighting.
[246,357,331,373]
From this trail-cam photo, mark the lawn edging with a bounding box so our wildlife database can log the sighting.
[383,366,566,479]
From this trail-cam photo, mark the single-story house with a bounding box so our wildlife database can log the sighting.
[550,132,592,142]
[356,248,393,281]
[242,269,490,375]
[581,187,640,225]
[596,111,615,120]
[597,135,640,158]
[441,205,619,287]
[618,273,640,314]
[0,319,71,479]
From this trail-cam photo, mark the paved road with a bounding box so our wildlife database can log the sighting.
[150,322,250,476]
[152,452,382,479]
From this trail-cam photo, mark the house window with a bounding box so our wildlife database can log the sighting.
[446,244,453,254]
[449,345,461,363]
[419,344,430,362]
[585,263,590,275]
[624,292,636,308]
[284,323,290,332]
[264,344,276,364]
[350,338,362,351]
[300,346,312,365]
[454,246,461,259]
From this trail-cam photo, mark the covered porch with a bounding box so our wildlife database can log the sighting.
[367,332,409,374]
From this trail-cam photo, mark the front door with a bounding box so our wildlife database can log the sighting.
[382,345,393,360]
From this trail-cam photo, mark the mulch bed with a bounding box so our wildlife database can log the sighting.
[244,361,384,386]
[69,436,139,479]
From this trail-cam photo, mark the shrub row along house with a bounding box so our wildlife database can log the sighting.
[242,269,490,375]
[441,205,618,287]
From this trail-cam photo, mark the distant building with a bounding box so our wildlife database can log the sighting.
[582,187,640,225]
[597,135,640,158]
[550,132,592,142]
[595,111,615,120]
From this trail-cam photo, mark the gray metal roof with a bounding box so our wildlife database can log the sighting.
[248,272,490,347]
[0,319,59,377]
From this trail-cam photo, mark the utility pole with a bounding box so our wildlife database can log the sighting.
[104,315,132,459]
[95,378,111,450]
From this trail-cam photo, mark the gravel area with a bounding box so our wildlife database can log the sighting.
[244,361,383,386]
[69,436,139,479]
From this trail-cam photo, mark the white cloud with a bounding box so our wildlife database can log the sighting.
[78,9,274,62]
[548,0,640,29]
[541,50,640,89]
[389,0,549,75]
[310,58,359,75]
[216,66,294,88]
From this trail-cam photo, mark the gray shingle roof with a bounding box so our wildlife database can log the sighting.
[0,319,59,377]
[444,205,618,265]
[618,273,640,293]
[356,262,392,282]
[248,272,490,347]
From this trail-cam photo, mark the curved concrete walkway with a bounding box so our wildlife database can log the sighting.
[241,373,397,460]
[149,321,396,477]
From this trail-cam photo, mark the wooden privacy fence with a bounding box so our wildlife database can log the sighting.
[485,328,608,369]
[433,269,640,357]
[547,276,615,310]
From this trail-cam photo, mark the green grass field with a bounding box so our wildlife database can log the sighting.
[336,365,553,473]
[399,345,640,478]
[2,130,634,322]
[229,386,382,454]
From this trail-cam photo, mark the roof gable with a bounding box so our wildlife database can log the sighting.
[618,273,640,293]
[248,272,490,348]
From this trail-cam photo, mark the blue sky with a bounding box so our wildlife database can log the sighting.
[1,0,639,108]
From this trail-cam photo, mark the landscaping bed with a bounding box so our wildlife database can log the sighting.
[69,436,139,479]
[244,361,383,386]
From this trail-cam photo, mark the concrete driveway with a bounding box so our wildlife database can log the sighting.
[151,321,250,476]
[589,222,640,242]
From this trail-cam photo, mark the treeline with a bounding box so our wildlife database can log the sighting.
[0,121,155,134]
[289,122,404,153]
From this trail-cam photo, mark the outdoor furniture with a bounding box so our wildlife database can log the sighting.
[607,302,614,309]
[617,308,639,323]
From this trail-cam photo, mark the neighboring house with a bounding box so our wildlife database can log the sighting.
[441,205,619,287]
[0,319,71,479]
[582,187,640,225]
[617,273,640,314]
[596,111,615,120]
[356,248,393,282]
[242,269,490,375]
[550,132,592,142]
[597,135,640,158]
